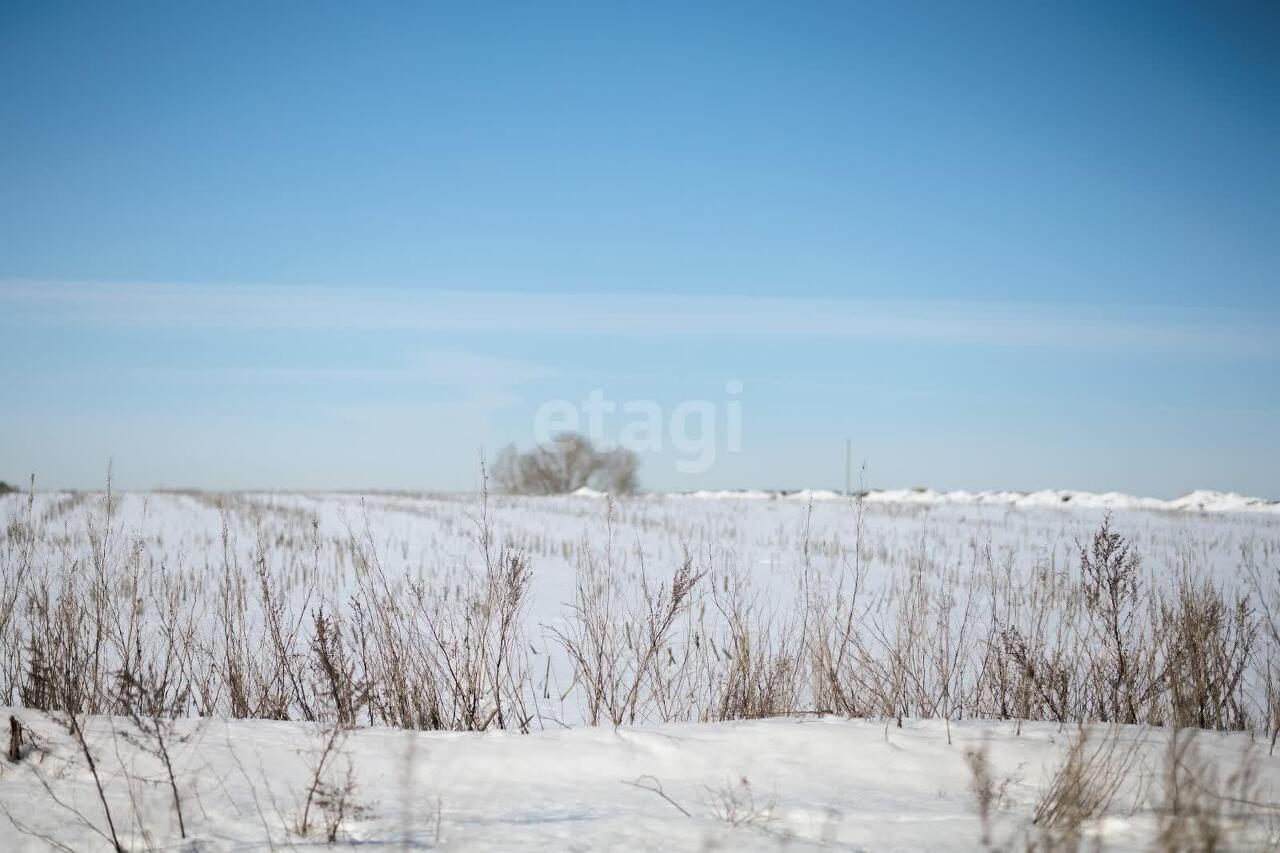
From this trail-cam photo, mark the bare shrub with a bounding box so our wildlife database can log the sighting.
[965,739,1023,848]
[1001,622,1078,726]
[417,545,534,732]
[705,569,806,721]
[0,480,34,690]
[319,762,360,843]
[296,721,364,842]
[1031,726,1140,850]
[1078,515,1159,725]
[1245,551,1280,753]
[840,556,931,726]
[310,606,364,728]
[808,493,873,718]
[494,433,638,495]
[58,710,127,853]
[622,774,692,818]
[115,671,193,839]
[826,542,979,733]
[346,478,535,732]
[252,523,315,722]
[1160,568,1255,732]
[346,535,445,730]
[1151,726,1278,851]
[965,738,1026,850]
[706,776,776,831]
[965,742,998,847]
[550,500,705,725]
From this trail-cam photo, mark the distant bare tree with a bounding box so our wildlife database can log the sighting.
[494,434,638,495]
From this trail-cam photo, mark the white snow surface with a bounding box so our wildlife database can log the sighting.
[0,710,1274,851]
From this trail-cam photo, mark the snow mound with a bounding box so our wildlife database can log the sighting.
[676,487,1278,514]
[1166,489,1280,513]
[782,489,845,501]
[571,486,609,498]
[686,489,775,500]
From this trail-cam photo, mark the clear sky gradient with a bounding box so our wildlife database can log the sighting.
[1,2,1277,495]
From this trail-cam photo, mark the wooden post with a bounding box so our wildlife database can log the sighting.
[8,715,21,762]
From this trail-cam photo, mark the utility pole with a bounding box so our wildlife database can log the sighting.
[845,437,852,496]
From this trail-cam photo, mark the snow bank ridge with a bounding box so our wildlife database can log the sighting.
[638,487,1279,514]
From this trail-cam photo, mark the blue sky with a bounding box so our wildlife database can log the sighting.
[1,2,1277,495]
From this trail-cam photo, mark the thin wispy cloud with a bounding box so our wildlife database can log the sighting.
[118,350,556,387]
[3,280,1275,357]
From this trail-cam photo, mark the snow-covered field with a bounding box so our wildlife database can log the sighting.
[1,488,1278,850]
[1,710,1275,852]
[6,487,1277,629]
